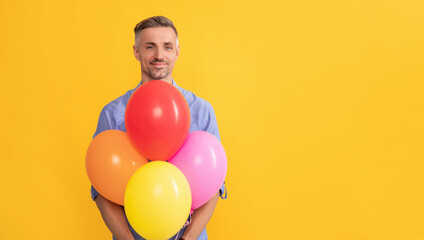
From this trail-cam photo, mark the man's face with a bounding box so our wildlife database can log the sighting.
[133,27,179,82]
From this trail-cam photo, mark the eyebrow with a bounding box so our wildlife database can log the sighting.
[145,42,174,45]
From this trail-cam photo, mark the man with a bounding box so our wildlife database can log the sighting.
[91,16,227,240]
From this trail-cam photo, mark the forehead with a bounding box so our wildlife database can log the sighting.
[139,27,177,44]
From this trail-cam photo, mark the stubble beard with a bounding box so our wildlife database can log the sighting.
[143,65,171,81]
[141,61,171,80]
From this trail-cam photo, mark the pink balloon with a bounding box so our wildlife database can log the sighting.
[168,131,227,210]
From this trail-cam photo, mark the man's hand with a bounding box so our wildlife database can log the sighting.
[95,194,135,240]
[181,191,220,240]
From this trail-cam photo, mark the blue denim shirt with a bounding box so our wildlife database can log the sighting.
[91,80,227,240]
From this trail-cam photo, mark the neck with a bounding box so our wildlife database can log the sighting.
[141,75,173,85]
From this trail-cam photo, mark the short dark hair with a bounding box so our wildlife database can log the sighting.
[134,16,178,47]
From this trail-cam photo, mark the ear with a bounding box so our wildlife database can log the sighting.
[176,45,180,60]
[133,45,140,61]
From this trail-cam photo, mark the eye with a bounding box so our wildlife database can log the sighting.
[165,46,172,50]
[146,46,153,50]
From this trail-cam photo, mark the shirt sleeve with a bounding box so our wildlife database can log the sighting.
[93,106,115,138]
[203,102,221,142]
[203,102,227,199]
[219,181,227,199]
[90,106,114,201]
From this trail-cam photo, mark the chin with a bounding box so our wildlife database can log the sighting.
[150,72,170,80]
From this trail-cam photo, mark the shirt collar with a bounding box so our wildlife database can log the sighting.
[137,79,178,88]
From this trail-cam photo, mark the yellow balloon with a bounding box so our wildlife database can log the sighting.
[124,161,191,240]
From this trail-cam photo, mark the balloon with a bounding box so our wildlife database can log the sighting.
[124,161,191,240]
[85,130,148,205]
[168,131,227,210]
[125,81,190,161]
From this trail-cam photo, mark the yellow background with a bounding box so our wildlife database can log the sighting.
[1,0,423,239]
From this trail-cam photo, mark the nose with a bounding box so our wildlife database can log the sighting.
[154,48,164,60]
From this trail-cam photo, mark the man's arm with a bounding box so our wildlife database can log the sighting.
[95,194,135,240]
[181,191,220,240]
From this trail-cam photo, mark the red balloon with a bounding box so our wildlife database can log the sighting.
[125,81,190,161]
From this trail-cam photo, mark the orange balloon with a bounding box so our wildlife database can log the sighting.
[86,130,148,205]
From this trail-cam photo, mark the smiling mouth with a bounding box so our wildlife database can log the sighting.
[150,62,167,67]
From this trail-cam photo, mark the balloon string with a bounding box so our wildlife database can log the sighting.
[174,231,180,240]
[185,213,193,226]
[173,213,192,240]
